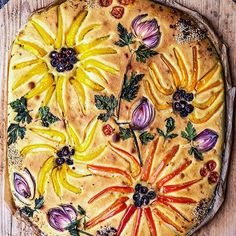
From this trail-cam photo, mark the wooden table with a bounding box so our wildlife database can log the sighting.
[0,0,235,235]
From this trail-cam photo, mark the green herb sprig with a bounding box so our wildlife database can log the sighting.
[20,197,44,218]
[135,45,158,63]
[38,106,60,127]
[139,131,155,145]
[115,23,134,47]
[157,117,178,140]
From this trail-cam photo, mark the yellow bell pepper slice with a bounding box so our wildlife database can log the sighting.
[80,48,117,61]
[66,122,81,146]
[21,144,56,156]
[67,168,88,178]
[189,99,224,124]
[187,46,198,92]
[193,91,222,110]
[74,146,106,162]
[76,117,98,152]
[77,23,100,42]
[25,73,54,99]
[66,10,88,47]
[69,78,86,114]
[31,20,54,45]
[144,80,170,110]
[43,84,56,106]
[12,62,48,90]
[56,75,65,115]
[196,80,222,95]
[59,165,82,194]
[76,67,104,91]
[84,67,108,84]
[29,127,66,145]
[195,63,220,92]
[55,6,64,49]
[160,54,181,88]
[38,156,55,196]
[13,59,40,70]
[174,48,188,88]
[75,35,110,53]
[81,59,118,74]
[51,168,62,197]
[149,63,173,95]
[16,39,47,57]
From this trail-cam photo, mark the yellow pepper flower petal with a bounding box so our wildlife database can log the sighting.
[51,168,62,197]
[21,144,56,156]
[13,59,40,70]
[55,6,64,49]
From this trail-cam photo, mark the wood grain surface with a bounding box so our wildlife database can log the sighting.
[0,0,235,235]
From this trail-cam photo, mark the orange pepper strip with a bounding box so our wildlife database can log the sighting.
[141,138,159,182]
[193,91,221,110]
[144,207,157,236]
[153,208,183,233]
[196,80,222,95]
[109,142,141,178]
[187,46,198,92]
[157,195,197,204]
[160,54,181,88]
[88,186,134,204]
[86,197,129,229]
[152,198,190,222]
[133,208,143,236]
[163,179,201,194]
[174,48,188,88]
[149,145,179,185]
[117,205,137,236]
[189,99,223,124]
[157,160,192,189]
[87,164,133,186]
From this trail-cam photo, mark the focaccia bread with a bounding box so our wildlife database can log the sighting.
[7,0,225,235]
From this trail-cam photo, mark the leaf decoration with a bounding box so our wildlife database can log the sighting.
[119,127,132,140]
[78,204,86,216]
[35,197,45,210]
[157,117,178,140]
[189,147,203,161]
[121,73,145,102]
[135,45,158,63]
[38,106,60,127]
[95,95,118,122]
[139,131,155,145]
[8,123,26,145]
[115,23,134,47]
[181,121,197,142]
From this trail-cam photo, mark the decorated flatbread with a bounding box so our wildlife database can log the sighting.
[7,0,225,235]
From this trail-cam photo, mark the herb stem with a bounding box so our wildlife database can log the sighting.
[131,128,143,167]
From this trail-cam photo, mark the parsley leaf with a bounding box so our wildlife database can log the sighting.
[135,45,158,63]
[119,127,132,140]
[121,73,145,102]
[181,122,197,142]
[7,123,26,145]
[38,106,60,127]
[35,197,44,210]
[157,117,178,140]
[10,97,32,124]
[20,206,34,218]
[95,95,118,122]
[115,23,134,47]
[189,147,203,161]
[77,205,86,216]
[139,132,155,145]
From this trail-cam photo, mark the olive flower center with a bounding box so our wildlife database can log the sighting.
[172,89,194,118]
[133,183,157,207]
[56,146,75,166]
[49,47,78,73]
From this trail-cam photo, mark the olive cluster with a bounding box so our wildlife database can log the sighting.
[56,146,75,166]
[133,184,157,208]
[49,47,78,72]
[96,226,117,236]
[172,89,194,118]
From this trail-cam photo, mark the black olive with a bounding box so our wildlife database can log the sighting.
[141,195,150,206]
[147,191,157,200]
[135,183,142,192]
[180,100,187,109]
[66,158,74,165]
[56,64,65,73]
[66,64,74,71]
[67,48,76,56]
[133,193,140,201]
[172,90,181,101]
[70,56,78,64]
[179,89,186,99]
[140,186,148,194]
[49,51,58,59]
[56,157,65,166]
[185,93,194,102]
[186,104,194,113]
[70,149,75,156]
[56,150,63,157]
[134,199,142,208]
[180,110,188,118]
[173,102,182,112]
[62,146,70,156]
[61,47,67,54]
[50,59,58,67]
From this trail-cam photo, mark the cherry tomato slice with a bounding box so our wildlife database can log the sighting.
[102,124,114,136]
[206,160,217,171]
[200,167,208,177]
[111,6,125,19]
[99,0,113,7]
[208,171,219,184]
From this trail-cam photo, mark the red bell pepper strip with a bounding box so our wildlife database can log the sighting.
[156,159,192,188]
[158,195,197,204]
[88,186,134,204]
[149,145,179,185]
[86,196,129,229]
[133,208,143,236]
[141,138,159,182]
[117,205,137,236]
[152,198,190,222]
[87,164,133,185]
[153,208,183,233]
[163,179,201,194]
[109,142,141,177]
[144,207,157,236]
